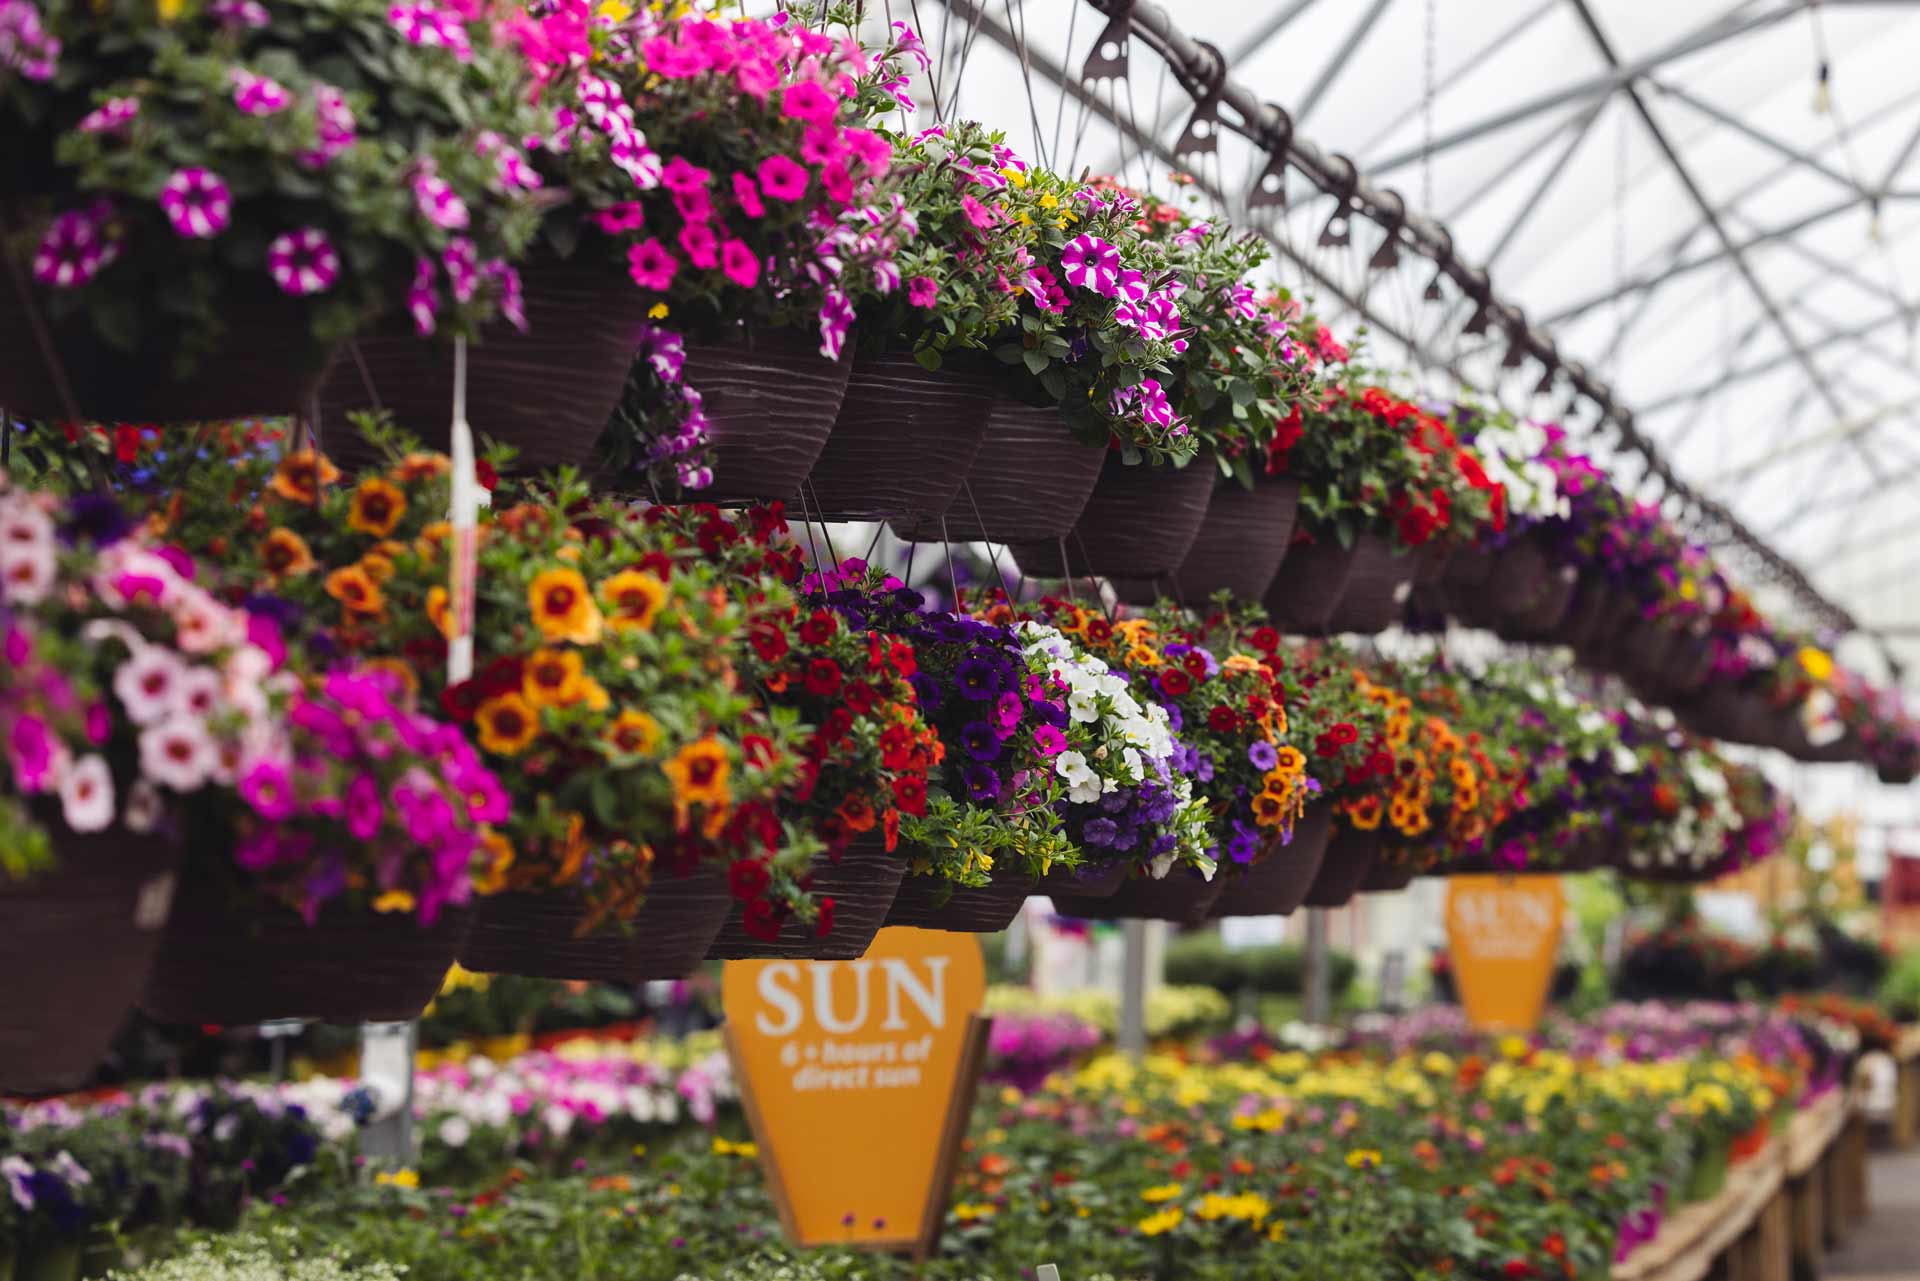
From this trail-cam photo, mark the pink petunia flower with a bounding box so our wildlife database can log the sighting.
[0,0,60,81]
[661,155,711,194]
[799,123,842,167]
[442,237,478,303]
[960,195,997,230]
[907,276,936,308]
[719,240,760,289]
[301,84,357,168]
[411,171,470,230]
[731,171,765,219]
[140,715,217,791]
[780,79,836,125]
[208,0,270,25]
[626,238,678,291]
[677,220,718,270]
[266,228,340,296]
[670,184,711,226]
[485,260,526,331]
[1059,233,1120,296]
[388,0,472,60]
[59,754,113,832]
[408,257,439,336]
[31,203,117,289]
[76,96,138,134]
[591,202,645,235]
[816,287,853,361]
[230,68,291,116]
[238,758,296,822]
[9,713,64,793]
[159,168,232,240]
[115,649,186,726]
[757,154,808,203]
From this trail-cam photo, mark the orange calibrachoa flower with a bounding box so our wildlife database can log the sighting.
[269,450,340,504]
[523,648,589,709]
[426,586,455,639]
[260,527,316,581]
[325,563,384,617]
[347,476,407,537]
[528,567,603,644]
[664,736,732,817]
[606,709,661,756]
[600,569,667,632]
[392,453,451,483]
[475,692,540,756]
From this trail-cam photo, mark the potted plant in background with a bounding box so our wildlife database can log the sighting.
[4,0,543,424]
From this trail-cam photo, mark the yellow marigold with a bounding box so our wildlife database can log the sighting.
[1140,1183,1184,1204]
[347,476,407,538]
[523,647,589,708]
[601,569,668,632]
[664,737,731,811]
[325,564,385,617]
[528,567,603,644]
[1136,1207,1184,1237]
[259,528,315,581]
[475,692,540,756]
[1345,1149,1382,1170]
[269,449,339,504]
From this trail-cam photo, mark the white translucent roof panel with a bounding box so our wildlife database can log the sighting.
[854,0,1920,682]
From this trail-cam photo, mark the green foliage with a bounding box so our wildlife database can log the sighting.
[1879,949,1920,1020]
[1162,933,1356,1002]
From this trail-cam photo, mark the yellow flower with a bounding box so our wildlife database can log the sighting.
[347,477,408,538]
[391,453,450,484]
[606,709,662,756]
[648,302,670,320]
[1345,1149,1382,1170]
[325,565,385,618]
[523,648,589,709]
[1797,646,1834,682]
[1136,1207,1183,1237]
[358,551,396,585]
[596,0,632,19]
[416,521,452,561]
[475,693,540,756]
[953,1202,997,1222]
[999,167,1028,187]
[472,830,515,895]
[601,570,668,632]
[427,586,455,640]
[529,567,603,644]
[664,737,731,813]
[373,1168,420,1189]
[1140,1183,1184,1204]
[371,890,416,914]
[259,528,316,582]
[710,1137,759,1159]
[1038,192,1059,209]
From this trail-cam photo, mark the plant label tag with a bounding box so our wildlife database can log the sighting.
[133,872,175,931]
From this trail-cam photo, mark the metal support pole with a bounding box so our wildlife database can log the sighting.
[356,1021,416,1165]
[1304,910,1331,1025]
[1117,919,1148,1058]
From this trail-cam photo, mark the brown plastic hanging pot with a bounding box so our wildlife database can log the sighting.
[799,351,997,521]
[1264,535,1356,635]
[1301,825,1381,908]
[889,399,1104,544]
[682,326,855,504]
[1211,803,1333,918]
[1034,859,1131,899]
[705,834,905,961]
[319,250,656,474]
[1,826,179,1093]
[882,864,1032,933]
[1152,475,1301,606]
[141,899,471,1026]
[459,861,732,981]
[1053,866,1225,924]
[1010,451,1217,582]
[1327,533,1419,634]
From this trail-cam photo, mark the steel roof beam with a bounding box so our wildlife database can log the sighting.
[1650,80,1875,199]
[1350,0,1561,161]
[1366,0,1811,177]
[1292,0,1397,129]
[1223,0,1331,62]
[1638,302,1920,412]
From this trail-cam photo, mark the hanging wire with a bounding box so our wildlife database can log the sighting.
[1807,2,1905,301]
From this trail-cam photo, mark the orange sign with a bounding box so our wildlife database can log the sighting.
[722,928,988,1253]
[1444,875,1565,1032]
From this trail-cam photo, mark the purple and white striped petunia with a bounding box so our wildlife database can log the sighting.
[484,260,526,332]
[1173,221,1211,248]
[31,203,116,289]
[230,68,292,116]
[442,237,478,303]
[0,0,60,82]
[387,0,471,60]
[1114,268,1148,303]
[476,131,542,190]
[817,287,854,361]
[1059,233,1120,296]
[76,96,138,134]
[407,257,439,336]
[266,227,340,296]
[159,168,232,239]
[1229,282,1258,322]
[207,0,269,27]
[411,171,469,230]
[301,85,356,167]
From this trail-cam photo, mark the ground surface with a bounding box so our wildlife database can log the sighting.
[1830,1144,1920,1280]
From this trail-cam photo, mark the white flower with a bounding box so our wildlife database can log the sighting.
[437,1115,472,1148]
[170,584,244,654]
[1121,746,1144,782]
[0,542,55,604]
[1610,744,1639,774]
[115,649,187,726]
[59,754,114,833]
[48,1151,90,1188]
[1067,690,1099,723]
[140,715,217,791]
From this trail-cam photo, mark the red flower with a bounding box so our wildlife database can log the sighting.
[891,774,928,816]
[879,724,916,770]
[1181,652,1208,679]
[741,898,780,942]
[742,734,776,768]
[883,807,900,851]
[1159,669,1192,698]
[1315,733,1343,758]
[749,623,790,664]
[1542,1233,1566,1259]
[113,424,143,463]
[1248,625,1280,654]
[474,459,499,491]
[727,858,771,903]
[1328,722,1358,747]
[815,896,836,938]
[798,611,837,645]
[747,503,787,545]
[1502,1262,1532,1280]
[1084,617,1114,644]
[820,706,854,743]
[844,681,876,716]
[887,638,917,677]
[803,658,843,697]
[1207,705,1240,734]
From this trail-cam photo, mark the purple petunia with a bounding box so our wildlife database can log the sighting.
[963,764,1002,803]
[907,275,937,308]
[1059,233,1120,296]
[159,168,232,240]
[266,227,340,296]
[31,202,117,288]
[817,287,854,361]
[1082,817,1119,847]
[960,719,1002,763]
[0,0,59,81]
[1247,740,1279,771]
[388,0,471,60]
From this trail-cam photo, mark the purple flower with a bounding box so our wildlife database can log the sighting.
[476,131,541,190]
[76,96,138,134]
[953,656,1004,701]
[817,287,854,361]
[31,203,116,288]
[960,720,1001,763]
[230,68,291,116]
[1082,817,1118,847]
[159,168,232,239]
[345,773,383,841]
[442,237,480,303]
[8,713,58,792]
[208,0,270,25]
[635,324,685,382]
[1059,234,1120,296]
[303,84,357,167]
[1247,740,1279,771]
[963,764,1001,803]
[412,171,470,231]
[1031,724,1067,757]
[0,0,59,81]
[485,259,526,331]
[266,227,340,296]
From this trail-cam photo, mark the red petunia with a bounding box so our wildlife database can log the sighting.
[887,638,917,677]
[799,611,837,645]
[1159,669,1192,697]
[803,657,843,697]
[1181,652,1208,679]
[820,706,854,743]
[727,858,771,903]
[1207,705,1239,734]
[843,681,876,716]
[1248,625,1280,654]
[891,774,928,816]
[741,898,781,942]
[1328,722,1358,747]
[814,896,836,938]
[742,734,777,768]
[749,622,791,664]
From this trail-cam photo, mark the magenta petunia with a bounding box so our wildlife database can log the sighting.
[670,184,711,226]
[818,157,853,205]
[907,276,937,308]
[442,236,478,302]
[302,84,357,167]
[960,195,997,230]
[799,122,842,167]
[388,0,472,60]
[592,202,646,234]
[816,287,853,361]
[411,171,470,231]
[780,79,836,125]
[159,166,234,238]
[0,0,60,81]
[208,0,269,26]
[266,227,340,296]
[230,68,291,116]
[626,237,678,291]
[677,220,719,270]
[719,239,760,289]
[1059,233,1121,296]
[757,154,808,203]
[661,155,711,194]
[31,203,116,289]
[239,758,297,822]
[731,171,765,219]
[407,257,439,337]
[488,259,527,330]
[76,96,138,134]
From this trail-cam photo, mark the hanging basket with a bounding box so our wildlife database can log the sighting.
[0,281,334,424]
[1359,844,1420,893]
[883,865,1032,933]
[1327,533,1419,634]
[1483,536,1552,619]
[0,826,178,1093]
[1159,476,1302,605]
[1508,566,1578,639]
[1053,867,1225,924]
[320,252,657,475]
[1010,452,1217,582]
[705,835,905,961]
[800,352,996,520]
[1664,632,1716,698]
[1545,580,1610,651]
[141,898,470,1026]
[1034,859,1131,899]
[889,400,1104,544]
[1211,803,1333,918]
[683,326,854,504]
[460,862,732,981]
[1264,536,1355,635]
[1876,755,1917,787]
[1301,826,1380,908]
